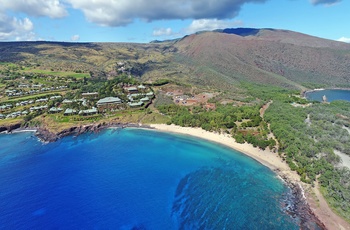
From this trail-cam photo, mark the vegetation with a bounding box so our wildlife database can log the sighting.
[1,31,350,223]
[264,100,350,221]
[157,103,276,150]
[21,68,90,79]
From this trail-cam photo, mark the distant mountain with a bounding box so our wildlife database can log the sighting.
[1,28,350,91]
[173,28,350,89]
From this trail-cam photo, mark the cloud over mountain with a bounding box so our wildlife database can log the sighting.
[71,34,80,41]
[66,0,266,27]
[0,13,35,40]
[185,19,243,34]
[153,28,174,36]
[338,37,350,43]
[1,0,67,18]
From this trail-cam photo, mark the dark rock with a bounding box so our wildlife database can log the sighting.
[34,122,154,143]
[0,122,22,133]
[279,174,326,230]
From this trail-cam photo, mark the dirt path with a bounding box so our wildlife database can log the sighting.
[260,100,272,117]
[260,100,279,150]
[306,182,350,230]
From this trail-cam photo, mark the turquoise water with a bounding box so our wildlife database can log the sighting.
[0,128,300,229]
[306,89,350,102]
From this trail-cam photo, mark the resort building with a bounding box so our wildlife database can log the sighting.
[79,107,98,116]
[50,96,62,100]
[64,108,77,116]
[146,92,154,97]
[30,105,48,111]
[62,99,73,104]
[82,92,99,99]
[49,107,63,113]
[97,97,123,112]
[97,97,122,106]
[128,101,143,108]
[35,98,48,103]
[125,87,138,94]
[32,84,43,88]
[140,97,150,103]
[138,85,146,90]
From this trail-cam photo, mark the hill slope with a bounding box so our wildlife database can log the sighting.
[1,28,350,91]
[174,29,350,89]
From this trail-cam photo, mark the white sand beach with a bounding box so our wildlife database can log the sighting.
[150,124,299,181]
[150,124,350,230]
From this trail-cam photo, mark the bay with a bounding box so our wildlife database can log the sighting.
[306,89,350,102]
[0,128,299,229]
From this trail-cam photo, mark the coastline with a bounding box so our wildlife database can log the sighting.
[2,122,349,229]
[302,87,350,99]
[149,124,350,230]
[150,124,291,174]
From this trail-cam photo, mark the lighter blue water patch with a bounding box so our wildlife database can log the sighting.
[0,128,300,229]
[306,89,350,102]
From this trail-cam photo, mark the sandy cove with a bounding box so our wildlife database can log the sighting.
[5,121,350,229]
[150,124,350,230]
[151,124,298,179]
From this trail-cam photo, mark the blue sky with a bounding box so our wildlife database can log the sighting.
[0,0,349,43]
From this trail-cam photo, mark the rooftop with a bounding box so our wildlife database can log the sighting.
[64,108,77,114]
[79,107,98,114]
[126,87,138,91]
[97,97,122,105]
[128,101,143,107]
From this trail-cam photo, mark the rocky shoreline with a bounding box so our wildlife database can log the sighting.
[0,122,327,229]
[0,122,154,142]
[0,123,22,133]
[35,122,154,143]
[278,171,326,230]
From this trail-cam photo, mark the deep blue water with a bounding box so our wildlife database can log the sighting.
[0,128,300,229]
[306,89,350,102]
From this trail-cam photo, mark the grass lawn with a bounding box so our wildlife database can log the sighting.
[140,112,170,124]
[3,91,64,103]
[0,118,22,126]
[22,68,90,79]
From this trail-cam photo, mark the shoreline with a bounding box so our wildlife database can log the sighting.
[150,124,289,173]
[1,122,348,229]
[148,124,347,230]
[302,87,350,98]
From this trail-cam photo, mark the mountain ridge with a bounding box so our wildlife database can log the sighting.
[1,28,350,91]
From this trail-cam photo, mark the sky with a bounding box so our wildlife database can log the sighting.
[0,0,349,43]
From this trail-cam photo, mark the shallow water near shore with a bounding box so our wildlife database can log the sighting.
[306,89,350,102]
[0,128,302,229]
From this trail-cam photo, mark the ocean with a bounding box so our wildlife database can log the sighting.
[306,89,350,102]
[0,128,300,229]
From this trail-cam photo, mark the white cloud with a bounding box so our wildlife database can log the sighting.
[1,0,67,18]
[184,19,243,34]
[66,0,265,27]
[71,34,80,41]
[152,28,173,36]
[337,37,350,43]
[0,13,36,41]
[310,0,341,6]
